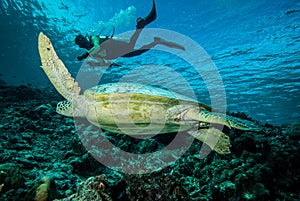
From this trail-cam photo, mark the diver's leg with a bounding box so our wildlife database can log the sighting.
[131,37,185,51]
[121,49,150,57]
[136,0,157,29]
[153,37,185,50]
[128,29,143,49]
[122,36,186,57]
[128,0,157,48]
[122,40,157,57]
[126,1,157,51]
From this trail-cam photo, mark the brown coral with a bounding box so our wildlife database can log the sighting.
[55,175,112,201]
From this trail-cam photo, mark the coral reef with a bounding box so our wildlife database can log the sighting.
[0,85,299,200]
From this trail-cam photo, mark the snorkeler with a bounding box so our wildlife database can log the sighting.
[75,0,185,63]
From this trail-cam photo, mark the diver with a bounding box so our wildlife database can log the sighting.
[75,0,185,64]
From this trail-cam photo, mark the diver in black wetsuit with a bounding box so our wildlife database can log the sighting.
[75,0,184,63]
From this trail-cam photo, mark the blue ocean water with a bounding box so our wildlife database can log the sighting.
[0,0,299,125]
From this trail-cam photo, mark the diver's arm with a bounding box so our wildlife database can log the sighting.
[77,36,101,61]
[77,52,89,61]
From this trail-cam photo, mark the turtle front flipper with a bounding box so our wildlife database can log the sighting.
[38,32,88,117]
[188,128,231,154]
[38,32,81,100]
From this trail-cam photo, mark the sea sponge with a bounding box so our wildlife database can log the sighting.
[25,176,58,201]
[35,177,50,201]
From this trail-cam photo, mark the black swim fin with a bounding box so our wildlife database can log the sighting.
[136,0,157,29]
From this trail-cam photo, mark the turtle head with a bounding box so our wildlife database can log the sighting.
[56,100,86,117]
[56,100,74,117]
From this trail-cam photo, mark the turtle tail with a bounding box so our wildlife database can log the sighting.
[38,32,81,100]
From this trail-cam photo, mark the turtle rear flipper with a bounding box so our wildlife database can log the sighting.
[188,128,231,154]
[184,107,260,131]
[168,105,260,131]
[223,115,261,131]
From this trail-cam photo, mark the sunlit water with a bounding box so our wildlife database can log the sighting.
[0,0,299,125]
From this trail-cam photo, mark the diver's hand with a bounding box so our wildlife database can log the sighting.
[77,55,84,61]
[77,52,90,61]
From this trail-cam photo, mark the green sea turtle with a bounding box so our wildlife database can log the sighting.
[38,32,259,155]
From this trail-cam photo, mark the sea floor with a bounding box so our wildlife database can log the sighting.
[0,84,299,201]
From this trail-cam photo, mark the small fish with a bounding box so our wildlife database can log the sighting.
[58,2,69,10]
[285,9,300,15]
